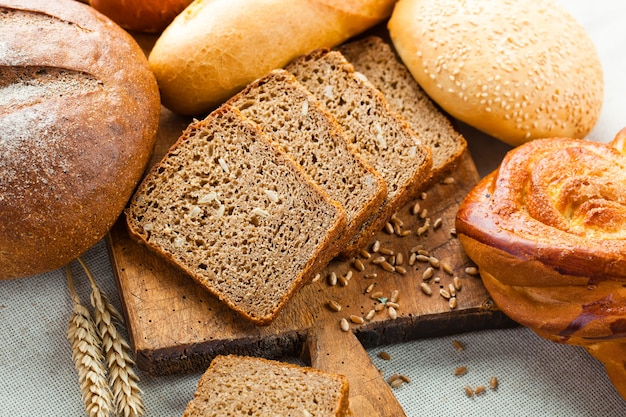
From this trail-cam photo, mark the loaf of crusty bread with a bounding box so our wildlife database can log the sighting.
[125,105,346,325]
[286,49,433,256]
[455,129,626,399]
[338,36,467,183]
[148,0,397,115]
[0,0,160,279]
[183,355,351,417]
[228,69,387,254]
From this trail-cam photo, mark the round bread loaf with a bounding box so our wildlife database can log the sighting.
[89,0,192,33]
[388,0,604,146]
[0,0,160,279]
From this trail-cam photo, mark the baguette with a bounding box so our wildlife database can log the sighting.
[148,0,396,115]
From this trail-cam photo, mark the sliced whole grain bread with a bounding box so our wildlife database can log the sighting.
[125,105,346,325]
[182,355,351,417]
[228,69,387,253]
[338,36,467,183]
[286,49,433,256]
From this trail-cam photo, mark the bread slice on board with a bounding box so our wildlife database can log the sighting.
[125,105,346,325]
[182,355,351,417]
[228,69,387,254]
[338,36,467,183]
[286,49,433,256]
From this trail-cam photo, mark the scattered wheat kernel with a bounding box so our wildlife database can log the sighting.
[386,301,400,309]
[387,373,400,384]
[394,223,403,235]
[380,261,396,272]
[465,266,479,276]
[388,306,398,319]
[434,276,441,283]
[410,245,424,254]
[449,283,457,297]
[409,252,417,266]
[384,222,395,234]
[440,289,451,299]
[475,385,486,395]
[374,302,386,312]
[454,366,468,376]
[365,309,376,321]
[345,270,353,281]
[418,249,430,256]
[389,255,396,266]
[390,378,404,389]
[449,297,457,309]
[312,273,321,283]
[365,283,376,293]
[340,318,350,332]
[395,266,407,275]
[338,275,349,287]
[453,277,462,291]
[365,273,378,279]
[327,300,342,312]
[443,176,455,184]
[416,254,430,263]
[379,247,394,256]
[328,272,337,286]
[442,262,454,275]
[422,267,434,281]
[354,258,366,271]
[399,229,411,237]
[419,208,428,219]
[464,386,474,398]
[395,253,404,266]
[359,249,372,260]
[390,289,400,303]
[399,374,411,383]
[390,213,404,227]
[370,291,384,299]
[379,351,392,360]
[433,217,443,229]
[350,314,364,324]
[372,256,386,265]
[421,192,428,200]
[429,256,440,268]
[489,376,499,390]
[417,225,429,236]
[371,240,381,253]
[420,283,432,295]
[453,340,465,351]
[411,201,421,215]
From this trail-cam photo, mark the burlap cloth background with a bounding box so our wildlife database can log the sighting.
[2,1,626,415]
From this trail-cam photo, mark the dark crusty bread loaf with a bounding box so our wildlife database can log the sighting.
[228,69,387,253]
[125,105,346,325]
[286,49,433,256]
[338,36,467,183]
[0,0,160,279]
[182,354,351,417]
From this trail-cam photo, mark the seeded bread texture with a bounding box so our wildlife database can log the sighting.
[182,355,351,417]
[125,105,346,325]
[338,36,467,183]
[286,49,432,256]
[228,69,387,253]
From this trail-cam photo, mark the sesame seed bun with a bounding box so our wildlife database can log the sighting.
[388,0,604,146]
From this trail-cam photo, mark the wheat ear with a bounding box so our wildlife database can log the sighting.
[78,258,145,417]
[66,265,114,417]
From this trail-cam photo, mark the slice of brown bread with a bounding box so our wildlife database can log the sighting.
[125,105,346,325]
[338,36,467,183]
[285,49,433,256]
[182,355,351,417]
[227,69,387,254]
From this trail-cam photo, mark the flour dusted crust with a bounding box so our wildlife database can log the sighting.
[455,129,626,399]
[389,0,603,146]
[0,0,160,279]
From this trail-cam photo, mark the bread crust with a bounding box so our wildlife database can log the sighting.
[455,130,626,399]
[389,0,603,146]
[89,0,192,33]
[148,0,396,115]
[0,0,160,279]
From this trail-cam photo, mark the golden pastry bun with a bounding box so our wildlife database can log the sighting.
[455,129,626,399]
[388,0,604,146]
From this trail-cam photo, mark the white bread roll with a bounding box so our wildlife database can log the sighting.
[388,0,604,146]
[149,0,396,115]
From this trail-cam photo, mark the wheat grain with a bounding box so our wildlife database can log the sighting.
[78,258,145,417]
[66,265,114,417]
